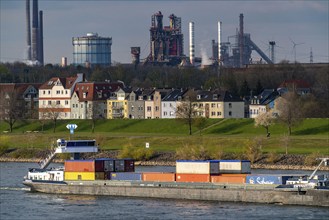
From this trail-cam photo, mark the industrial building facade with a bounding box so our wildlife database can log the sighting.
[72,33,112,68]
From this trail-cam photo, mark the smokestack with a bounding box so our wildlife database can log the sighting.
[26,0,31,61]
[218,20,221,63]
[189,22,195,65]
[38,10,44,65]
[31,0,38,62]
[239,13,244,67]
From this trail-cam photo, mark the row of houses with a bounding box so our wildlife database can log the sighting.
[0,73,311,121]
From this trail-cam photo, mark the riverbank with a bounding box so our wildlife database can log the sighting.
[1,157,328,171]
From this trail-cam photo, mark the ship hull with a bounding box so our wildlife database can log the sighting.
[23,180,329,207]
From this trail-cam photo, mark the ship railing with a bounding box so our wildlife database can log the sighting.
[38,148,58,169]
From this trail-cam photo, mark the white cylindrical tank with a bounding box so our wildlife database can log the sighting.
[218,20,221,62]
[189,22,195,65]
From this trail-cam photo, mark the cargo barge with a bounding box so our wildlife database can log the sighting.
[23,139,329,207]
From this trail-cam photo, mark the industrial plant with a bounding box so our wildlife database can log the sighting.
[214,14,274,68]
[137,12,273,68]
[145,11,184,66]
[25,0,44,66]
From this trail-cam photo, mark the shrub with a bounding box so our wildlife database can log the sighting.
[118,145,155,161]
[0,135,10,155]
[244,137,264,164]
[266,152,281,164]
[175,144,210,160]
[304,152,322,166]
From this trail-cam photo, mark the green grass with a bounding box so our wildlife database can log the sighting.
[0,118,328,156]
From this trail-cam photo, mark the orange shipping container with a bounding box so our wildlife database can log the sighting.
[64,160,95,172]
[142,172,176,182]
[176,174,210,183]
[211,174,246,184]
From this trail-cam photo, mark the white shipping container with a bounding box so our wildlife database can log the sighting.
[219,160,251,174]
[176,160,219,174]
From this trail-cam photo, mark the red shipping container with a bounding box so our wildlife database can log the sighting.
[64,160,95,172]
[176,174,210,183]
[95,160,105,172]
[211,174,246,184]
[124,160,135,172]
[142,172,176,182]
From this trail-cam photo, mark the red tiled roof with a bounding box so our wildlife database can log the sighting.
[0,83,42,96]
[39,75,78,90]
[73,82,123,101]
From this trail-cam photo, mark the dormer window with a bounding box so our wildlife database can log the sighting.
[83,92,88,98]
[197,95,201,100]
[213,94,218,100]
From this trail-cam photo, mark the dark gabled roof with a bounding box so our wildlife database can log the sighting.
[162,89,187,101]
[195,89,242,102]
[250,89,279,105]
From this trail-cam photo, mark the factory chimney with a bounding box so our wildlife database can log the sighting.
[189,22,195,65]
[239,13,244,67]
[31,0,39,62]
[218,20,222,63]
[38,10,44,65]
[26,0,31,61]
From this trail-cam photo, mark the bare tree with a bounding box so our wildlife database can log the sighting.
[40,103,62,133]
[254,110,275,136]
[87,101,104,133]
[275,92,303,135]
[176,91,198,135]
[0,90,24,132]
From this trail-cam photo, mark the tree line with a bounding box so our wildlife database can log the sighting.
[0,61,328,117]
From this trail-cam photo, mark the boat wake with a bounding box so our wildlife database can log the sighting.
[0,187,31,191]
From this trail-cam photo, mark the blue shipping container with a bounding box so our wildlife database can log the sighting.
[246,175,292,185]
[110,172,142,181]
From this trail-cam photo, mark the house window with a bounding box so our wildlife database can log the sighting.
[211,103,216,108]
[211,112,216,116]
[229,111,232,116]
[65,101,69,105]
[56,101,60,105]
[56,90,60,94]
[170,111,174,116]
[43,101,46,105]
[48,91,50,94]
[155,106,159,111]
[147,106,151,112]
[65,90,68,94]
[217,112,221,116]
[48,101,51,105]
[131,106,134,112]
[164,112,167,116]
[43,91,45,95]
[229,103,232,108]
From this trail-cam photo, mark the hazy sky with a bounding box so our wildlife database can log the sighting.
[1,0,328,65]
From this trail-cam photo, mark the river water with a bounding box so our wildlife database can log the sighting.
[1,162,328,220]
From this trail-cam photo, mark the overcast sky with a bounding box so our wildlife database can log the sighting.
[1,0,328,65]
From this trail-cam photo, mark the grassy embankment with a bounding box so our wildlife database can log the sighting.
[0,118,328,158]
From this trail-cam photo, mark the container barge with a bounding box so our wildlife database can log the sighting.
[23,139,329,207]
